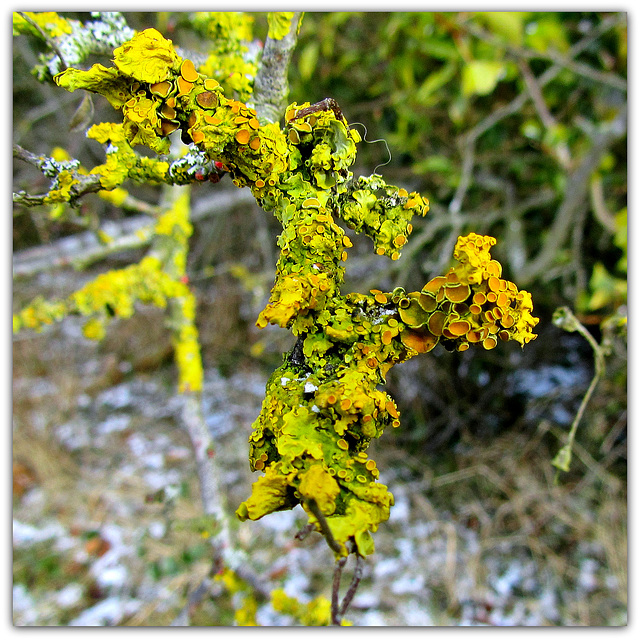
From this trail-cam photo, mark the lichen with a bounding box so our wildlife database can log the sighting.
[267,12,298,40]
[13,11,73,38]
[270,588,337,626]
[37,27,539,557]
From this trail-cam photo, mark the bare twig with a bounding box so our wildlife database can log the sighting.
[338,553,365,617]
[517,59,572,169]
[294,523,315,541]
[331,556,348,625]
[519,105,626,285]
[17,11,68,71]
[330,553,365,625]
[252,12,304,124]
[589,173,618,233]
[551,307,607,474]
[305,498,346,556]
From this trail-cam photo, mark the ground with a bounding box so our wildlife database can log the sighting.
[12,269,626,626]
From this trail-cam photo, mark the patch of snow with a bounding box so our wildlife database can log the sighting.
[96,413,131,436]
[398,598,434,625]
[13,519,66,547]
[55,583,83,609]
[13,584,37,625]
[352,590,380,609]
[148,521,166,539]
[98,384,132,409]
[56,418,92,450]
[373,557,400,578]
[359,609,388,626]
[391,574,425,595]
[68,596,141,626]
[388,494,410,522]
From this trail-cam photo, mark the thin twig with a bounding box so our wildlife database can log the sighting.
[331,555,348,625]
[517,59,572,169]
[552,307,608,474]
[294,523,315,541]
[589,173,617,233]
[305,498,346,556]
[330,552,366,625]
[338,553,365,617]
[18,11,68,71]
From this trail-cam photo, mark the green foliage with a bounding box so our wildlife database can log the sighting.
[292,12,627,316]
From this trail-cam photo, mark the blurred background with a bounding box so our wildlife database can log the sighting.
[13,11,627,625]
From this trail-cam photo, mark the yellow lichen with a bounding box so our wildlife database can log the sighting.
[113,28,180,84]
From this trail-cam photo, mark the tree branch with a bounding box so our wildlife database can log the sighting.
[519,105,627,285]
[12,189,257,279]
[13,143,104,205]
[17,11,68,71]
[252,12,304,124]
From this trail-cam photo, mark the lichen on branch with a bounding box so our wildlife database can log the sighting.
[20,24,538,558]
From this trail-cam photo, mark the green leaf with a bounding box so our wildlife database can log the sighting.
[298,41,319,82]
[475,11,527,46]
[461,60,506,96]
[551,444,572,472]
[525,15,570,54]
[420,37,461,61]
[416,61,457,104]
[585,262,627,311]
